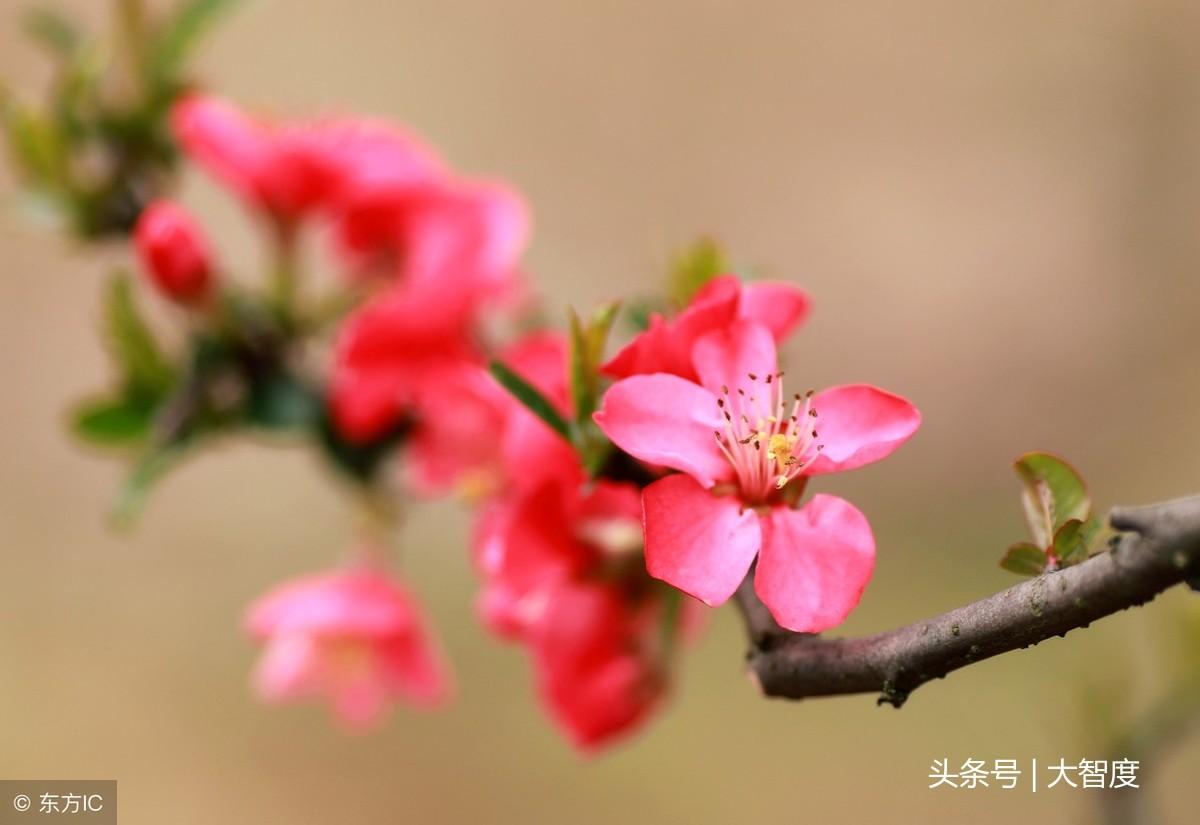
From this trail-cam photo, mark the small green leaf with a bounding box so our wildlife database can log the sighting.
[669,237,727,306]
[1,99,68,188]
[71,396,153,445]
[567,301,619,424]
[104,272,174,401]
[1000,542,1048,576]
[149,0,243,83]
[1053,518,1090,566]
[24,7,81,56]
[489,360,572,443]
[1014,452,1091,548]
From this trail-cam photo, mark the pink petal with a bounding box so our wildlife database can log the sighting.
[754,494,875,632]
[690,320,779,397]
[376,634,453,709]
[331,672,390,730]
[739,281,811,341]
[171,95,268,207]
[601,275,741,381]
[252,633,322,702]
[642,474,761,606]
[593,375,731,487]
[804,384,921,475]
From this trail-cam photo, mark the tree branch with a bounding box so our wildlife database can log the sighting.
[734,495,1200,707]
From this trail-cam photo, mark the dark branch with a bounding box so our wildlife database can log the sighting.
[734,495,1200,707]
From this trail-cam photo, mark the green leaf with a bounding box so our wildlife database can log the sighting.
[1014,452,1091,548]
[24,6,80,56]
[149,0,244,83]
[1,99,68,188]
[104,272,174,401]
[1053,518,1090,566]
[567,301,619,424]
[489,360,572,443]
[71,396,153,445]
[669,237,727,306]
[1000,542,1048,576]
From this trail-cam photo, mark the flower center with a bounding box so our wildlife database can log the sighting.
[712,372,822,504]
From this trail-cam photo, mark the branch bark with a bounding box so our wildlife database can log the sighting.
[734,495,1200,707]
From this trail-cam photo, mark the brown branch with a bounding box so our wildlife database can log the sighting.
[734,495,1200,707]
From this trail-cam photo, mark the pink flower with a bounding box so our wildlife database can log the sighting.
[594,319,920,632]
[245,564,452,730]
[603,274,811,381]
[133,200,214,304]
[171,94,442,225]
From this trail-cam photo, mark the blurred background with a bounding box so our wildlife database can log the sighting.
[2,0,1200,822]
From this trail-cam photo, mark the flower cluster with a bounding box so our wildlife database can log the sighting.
[121,93,919,751]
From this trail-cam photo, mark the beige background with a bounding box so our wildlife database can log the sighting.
[2,1,1200,822]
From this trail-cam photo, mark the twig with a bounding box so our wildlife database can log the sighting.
[733,495,1200,707]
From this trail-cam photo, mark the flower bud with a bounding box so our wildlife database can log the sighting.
[134,201,214,304]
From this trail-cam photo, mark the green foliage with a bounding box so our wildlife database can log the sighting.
[489,360,572,442]
[3,0,244,237]
[104,272,174,400]
[23,6,80,56]
[668,237,727,307]
[246,372,321,431]
[71,396,154,445]
[1000,452,1101,576]
[148,0,244,86]
[1014,451,1090,547]
[999,542,1047,576]
[567,301,618,424]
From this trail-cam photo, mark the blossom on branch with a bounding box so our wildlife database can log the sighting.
[595,317,920,633]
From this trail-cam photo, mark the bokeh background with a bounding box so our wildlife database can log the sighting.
[3,1,1200,822]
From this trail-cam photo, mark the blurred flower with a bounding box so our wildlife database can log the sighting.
[171,94,442,226]
[404,332,581,498]
[531,582,668,752]
[332,175,528,300]
[603,274,810,381]
[474,477,683,750]
[328,282,483,443]
[595,319,920,632]
[133,200,214,305]
[245,562,452,730]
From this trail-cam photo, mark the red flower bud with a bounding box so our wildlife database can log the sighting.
[134,201,214,304]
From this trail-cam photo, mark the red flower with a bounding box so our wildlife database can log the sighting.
[133,200,214,304]
[595,319,920,632]
[473,478,677,750]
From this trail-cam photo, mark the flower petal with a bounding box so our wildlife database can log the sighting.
[643,474,761,606]
[690,320,779,397]
[739,281,811,341]
[601,275,741,381]
[804,384,921,475]
[754,495,875,632]
[593,375,731,487]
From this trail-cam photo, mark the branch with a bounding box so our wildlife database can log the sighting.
[734,495,1200,707]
